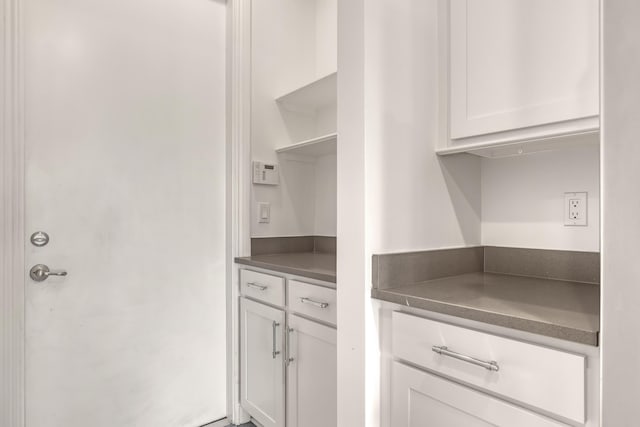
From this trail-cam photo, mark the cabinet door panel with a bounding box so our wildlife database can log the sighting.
[287,315,337,427]
[241,297,285,427]
[450,0,599,139]
[392,362,567,427]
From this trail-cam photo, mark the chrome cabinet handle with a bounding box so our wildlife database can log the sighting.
[272,321,281,359]
[246,282,268,291]
[300,297,329,309]
[29,264,68,282]
[432,345,499,372]
[286,327,295,366]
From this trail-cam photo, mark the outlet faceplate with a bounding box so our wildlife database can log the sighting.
[564,192,587,226]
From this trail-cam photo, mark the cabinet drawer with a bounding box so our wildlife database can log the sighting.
[288,280,336,325]
[392,311,585,424]
[392,361,567,427]
[240,269,285,307]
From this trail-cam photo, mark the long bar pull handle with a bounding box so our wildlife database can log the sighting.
[286,327,295,366]
[247,282,268,291]
[272,321,281,359]
[299,297,329,309]
[432,345,499,372]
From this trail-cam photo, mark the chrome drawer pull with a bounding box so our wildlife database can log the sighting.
[432,345,499,372]
[300,297,329,309]
[246,282,268,291]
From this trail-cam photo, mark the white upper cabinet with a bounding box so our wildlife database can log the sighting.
[445,0,599,155]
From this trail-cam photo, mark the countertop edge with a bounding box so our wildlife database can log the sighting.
[372,288,599,347]
[235,257,336,284]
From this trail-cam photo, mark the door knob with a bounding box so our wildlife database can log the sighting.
[30,264,68,282]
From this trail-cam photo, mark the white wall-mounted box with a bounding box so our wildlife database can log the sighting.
[253,161,280,185]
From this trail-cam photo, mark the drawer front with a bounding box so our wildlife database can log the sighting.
[392,311,585,424]
[240,269,285,307]
[288,280,336,325]
[392,361,567,427]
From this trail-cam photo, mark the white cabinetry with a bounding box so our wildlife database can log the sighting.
[385,309,593,427]
[286,315,337,427]
[392,362,566,427]
[239,268,337,427]
[240,297,286,427]
[442,0,599,156]
[392,311,585,423]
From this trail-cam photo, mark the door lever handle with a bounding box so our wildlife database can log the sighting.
[30,264,68,282]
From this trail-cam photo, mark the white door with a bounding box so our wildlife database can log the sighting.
[23,1,227,426]
[286,315,337,427]
[391,362,567,427]
[240,297,285,427]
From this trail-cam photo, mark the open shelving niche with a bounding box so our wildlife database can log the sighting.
[275,72,337,113]
[275,72,338,159]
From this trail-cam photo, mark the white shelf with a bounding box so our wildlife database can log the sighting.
[276,133,337,157]
[276,72,337,112]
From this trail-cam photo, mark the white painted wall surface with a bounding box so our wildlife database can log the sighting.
[314,154,337,236]
[23,0,227,425]
[337,0,481,425]
[482,145,600,251]
[250,0,337,238]
[601,1,640,424]
[364,0,481,256]
[315,0,338,77]
[337,0,369,424]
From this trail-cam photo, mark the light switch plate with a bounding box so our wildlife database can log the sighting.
[258,202,270,224]
[564,192,587,226]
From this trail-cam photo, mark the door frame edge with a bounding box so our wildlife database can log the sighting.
[1,0,26,426]
[226,0,252,424]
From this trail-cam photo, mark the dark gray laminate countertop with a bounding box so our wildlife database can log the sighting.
[372,272,599,346]
[235,252,336,284]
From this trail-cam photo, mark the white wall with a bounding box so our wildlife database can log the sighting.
[482,144,600,251]
[601,1,640,424]
[315,0,338,77]
[251,0,337,238]
[314,154,337,236]
[251,0,316,237]
[364,0,481,256]
[337,0,482,425]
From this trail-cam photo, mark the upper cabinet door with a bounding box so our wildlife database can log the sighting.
[449,0,599,141]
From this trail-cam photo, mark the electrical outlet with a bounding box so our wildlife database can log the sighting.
[564,192,587,226]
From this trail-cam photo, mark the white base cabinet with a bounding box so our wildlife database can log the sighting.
[286,315,337,427]
[239,268,337,427]
[240,297,286,427]
[392,362,567,427]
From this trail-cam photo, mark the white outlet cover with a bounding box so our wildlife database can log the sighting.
[564,192,587,226]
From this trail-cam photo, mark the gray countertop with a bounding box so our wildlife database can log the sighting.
[235,252,336,284]
[372,272,599,346]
